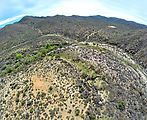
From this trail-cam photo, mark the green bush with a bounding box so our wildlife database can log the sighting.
[117,90,120,94]
[41,49,48,55]
[33,52,42,59]
[117,101,125,110]
[24,56,35,64]
[49,52,56,57]
[40,47,45,50]
[45,43,51,49]
[30,109,33,113]
[16,54,23,60]
[52,45,57,49]
[6,65,13,73]
[59,43,63,48]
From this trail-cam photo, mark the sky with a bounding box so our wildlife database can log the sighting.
[0,0,147,28]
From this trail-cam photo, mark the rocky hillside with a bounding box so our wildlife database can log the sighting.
[0,15,147,70]
[0,15,147,120]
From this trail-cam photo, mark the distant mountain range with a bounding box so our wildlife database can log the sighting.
[1,15,147,29]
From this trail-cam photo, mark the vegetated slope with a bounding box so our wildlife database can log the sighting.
[0,23,41,55]
[0,40,146,119]
[0,15,147,70]
[0,15,147,120]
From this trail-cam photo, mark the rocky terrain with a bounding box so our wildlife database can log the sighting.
[0,15,147,70]
[0,15,147,120]
[0,39,147,119]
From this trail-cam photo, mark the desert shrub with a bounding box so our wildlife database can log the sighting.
[6,65,13,73]
[1,71,6,76]
[15,62,20,68]
[41,92,46,97]
[16,54,23,60]
[75,109,80,116]
[79,87,84,93]
[45,43,51,49]
[63,31,70,36]
[49,52,56,57]
[138,89,144,96]
[1,65,6,70]
[89,114,96,120]
[49,86,53,91]
[55,55,60,60]
[85,42,89,45]
[30,109,33,113]
[40,46,45,50]
[91,73,97,80]
[10,84,17,90]
[24,56,35,64]
[21,100,25,105]
[16,91,20,98]
[34,52,42,58]
[5,113,9,118]
[81,72,88,79]
[52,45,57,49]
[117,101,125,110]
[59,43,63,48]
[15,98,19,103]
[117,90,120,94]
[41,49,48,55]
[23,92,26,97]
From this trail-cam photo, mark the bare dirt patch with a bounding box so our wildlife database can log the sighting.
[31,71,55,96]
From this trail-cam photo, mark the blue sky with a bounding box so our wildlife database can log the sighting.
[0,0,147,28]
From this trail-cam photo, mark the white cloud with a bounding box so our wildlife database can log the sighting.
[20,0,103,17]
[0,14,28,26]
[29,0,146,24]
[49,0,102,16]
[97,7,147,24]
